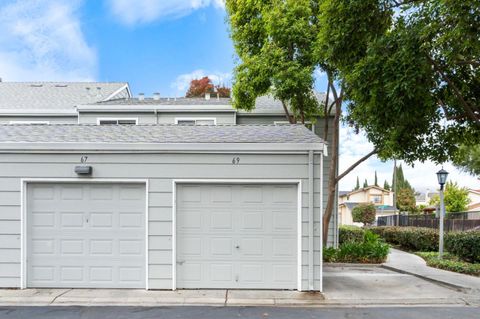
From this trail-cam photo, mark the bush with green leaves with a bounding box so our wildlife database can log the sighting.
[445,231,480,263]
[352,203,376,226]
[324,230,389,263]
[416,252,480,276]
[369,226,438,251]
[339,225,365,244]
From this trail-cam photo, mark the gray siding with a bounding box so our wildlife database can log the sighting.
[238,114,336,246]
[0,152,323,290]
[78,112,236,125]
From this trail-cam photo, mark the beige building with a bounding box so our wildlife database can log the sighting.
[338,186,395,225]
[468,189,480,212]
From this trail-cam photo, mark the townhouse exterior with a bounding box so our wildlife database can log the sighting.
[0,81,336,292]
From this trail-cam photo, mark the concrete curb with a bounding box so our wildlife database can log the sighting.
[325,263,383,268]
[381,265,468,293]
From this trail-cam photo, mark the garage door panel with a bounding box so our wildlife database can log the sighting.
[177,184,297,289]
[27,183,146,288]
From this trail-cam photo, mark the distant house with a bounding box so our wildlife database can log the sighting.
[415,190,439,206]
[338,186,394,225]
[468,189,480,212]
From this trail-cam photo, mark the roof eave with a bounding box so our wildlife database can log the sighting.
[0,142,324,152]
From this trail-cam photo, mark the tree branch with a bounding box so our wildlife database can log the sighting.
[281,100,294,123]
[427,55,480,124]
[335,149,378,184]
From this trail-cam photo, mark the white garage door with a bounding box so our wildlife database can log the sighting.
[27,183,146,288]
[176,184,298,289]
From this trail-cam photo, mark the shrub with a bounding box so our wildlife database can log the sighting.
[445,231,480,263]
[339,225,365,244]
[416,252,480,276]
[352,203,376,226]
[369,226,438,251]
[324,230,390,263]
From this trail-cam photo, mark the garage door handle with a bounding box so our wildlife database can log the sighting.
[177,260,185,265]
[235,245,240,249]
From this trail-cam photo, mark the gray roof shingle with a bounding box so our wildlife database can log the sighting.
[0,124,324,144]
[0,82,128,110]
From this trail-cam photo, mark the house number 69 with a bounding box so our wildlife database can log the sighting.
[232,157,240,165]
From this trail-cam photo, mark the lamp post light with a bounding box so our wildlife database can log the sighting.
[436,168,449,258]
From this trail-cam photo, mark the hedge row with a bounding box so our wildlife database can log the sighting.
[325,230,389,263]
[339,225,365,244]
[368,226,438,252]
[445,231,480,263]
[369,226,480,263]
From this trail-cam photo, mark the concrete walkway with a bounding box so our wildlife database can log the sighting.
[0,289,324,307]
[383,248,480,293]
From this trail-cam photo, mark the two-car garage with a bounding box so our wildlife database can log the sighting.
[0,124,325,291]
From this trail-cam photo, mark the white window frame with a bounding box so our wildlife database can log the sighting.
[274,121,315,131]
[9,121,50,125]
[174,117,217,125]
[96,118,138,125]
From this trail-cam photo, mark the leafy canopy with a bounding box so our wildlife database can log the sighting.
[429,181,471,212]
[226,0,320,122]
[453,145,480,176]
[186,76,231,98]
[352,203,377,226]
[343,0,480,163]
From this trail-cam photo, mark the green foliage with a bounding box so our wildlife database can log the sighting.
[344,1,480,164]
[363,179,368,188]
[453,145,480,176]
[396,188,417,213]
[416,252,480,276]
[370,226,439,252]
[352,203,376,226]
[445,231,480,263]
[226,0,320,123]
[339,225,365,245]
[383,180,390,191]
[324,230,390,263]
[429,182,471,212]
[374,171,378,187]
[354,176,360,191]
[392,164,412,192]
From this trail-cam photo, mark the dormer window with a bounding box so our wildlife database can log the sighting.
[175,118,216,125]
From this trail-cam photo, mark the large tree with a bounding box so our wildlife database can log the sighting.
[429,181,471,212]
[344,0,480,164]
[226,0,390,244]
[453,145,480,176]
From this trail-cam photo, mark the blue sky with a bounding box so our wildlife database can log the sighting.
[0,0,477,191]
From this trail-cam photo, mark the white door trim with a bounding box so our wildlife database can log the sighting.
[20,178,149,290]
[172,179,303,291]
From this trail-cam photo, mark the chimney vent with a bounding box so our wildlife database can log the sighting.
[205,92,211,100]
[153,92,160,101]
[138,93,145,101]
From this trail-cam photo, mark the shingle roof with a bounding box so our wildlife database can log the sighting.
[0,82,129,110]
[91,92,327,113]
[0,124,324,144]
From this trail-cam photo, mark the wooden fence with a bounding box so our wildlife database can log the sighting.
[377,212,480,232]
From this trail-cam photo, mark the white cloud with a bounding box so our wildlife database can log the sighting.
[338,125,480,192]
[171,69,231,94]
[0,0,96,81]
[106,0,225,25]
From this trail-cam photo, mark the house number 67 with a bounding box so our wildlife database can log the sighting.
[232,157,240,165]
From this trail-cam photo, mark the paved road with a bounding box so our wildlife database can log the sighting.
[0,306,479,319]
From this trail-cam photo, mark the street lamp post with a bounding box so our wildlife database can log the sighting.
[436,168,449,259]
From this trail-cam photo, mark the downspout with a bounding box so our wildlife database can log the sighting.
[319,148,324,292]
[308,150,314,291]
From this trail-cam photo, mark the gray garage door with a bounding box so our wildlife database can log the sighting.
[176,184,298,289]
[27,183,146,288]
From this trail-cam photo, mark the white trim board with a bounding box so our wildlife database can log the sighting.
[172,179,304,291]
[20,178,149,290]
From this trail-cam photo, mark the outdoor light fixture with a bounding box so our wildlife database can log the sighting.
[436,168,449,190]
[436,168,448,258]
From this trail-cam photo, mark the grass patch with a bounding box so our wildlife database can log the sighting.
[415,252,480,277]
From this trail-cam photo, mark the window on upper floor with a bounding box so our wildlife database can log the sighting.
[175,118,216,125]
[370,195,382,204]
[97,118,138,125]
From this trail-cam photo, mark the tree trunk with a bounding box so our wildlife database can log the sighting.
[281,100,294,123]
